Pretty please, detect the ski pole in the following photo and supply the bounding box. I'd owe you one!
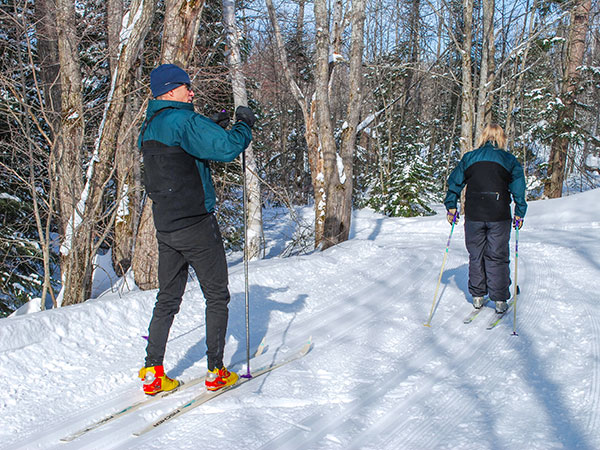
[512,220,521,336]
[241,151,252,378]
[424,211,458,327]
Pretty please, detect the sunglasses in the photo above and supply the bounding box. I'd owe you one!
[166,82,192,90]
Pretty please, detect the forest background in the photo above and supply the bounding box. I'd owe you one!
[1,0,599,316]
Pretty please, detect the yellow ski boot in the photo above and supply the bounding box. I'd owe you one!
[205,366,238,391]
[139,365,180,395]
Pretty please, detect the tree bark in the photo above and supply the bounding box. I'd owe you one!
[222,0,263,260]
[54,0,86,304]
[265,0,325,245]
[108,0,141,277]
[59,0,155,305]
[544,0,591,198]
[132,0,206,289]
[313,0,339,248]
[460,0,475,157]
[474,0,495,142]
[267,0,366,250]
[161,0,206,65]
[324,0,366,248]
[131,199,159,289]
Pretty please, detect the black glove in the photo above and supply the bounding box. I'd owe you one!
[210,110,230,129]
[235,106,256,128]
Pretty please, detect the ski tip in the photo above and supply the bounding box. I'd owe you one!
[423,323,431,328]
[254,336,267,357]
[297,337,313,355]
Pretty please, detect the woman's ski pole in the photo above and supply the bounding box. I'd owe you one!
[424,211,458,327]
[512,220,521,336]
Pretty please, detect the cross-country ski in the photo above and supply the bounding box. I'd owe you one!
[133,338,312,437]
[462,300,489,324]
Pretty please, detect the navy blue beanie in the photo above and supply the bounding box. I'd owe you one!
[150,64,191,98]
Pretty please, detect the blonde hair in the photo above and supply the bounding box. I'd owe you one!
[477,124,507,149]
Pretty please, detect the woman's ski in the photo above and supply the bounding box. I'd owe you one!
[486,299,515,329]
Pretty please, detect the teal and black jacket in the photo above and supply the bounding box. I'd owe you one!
[444,142,527,222]
[138,100,252,232]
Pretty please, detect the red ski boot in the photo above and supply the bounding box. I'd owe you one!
[205,366,238,391]
[139,365,180,395]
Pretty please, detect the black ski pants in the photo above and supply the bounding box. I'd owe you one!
[464,219,511,302]
[145,214,230,371]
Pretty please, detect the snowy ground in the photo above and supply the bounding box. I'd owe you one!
[1,190,599,450]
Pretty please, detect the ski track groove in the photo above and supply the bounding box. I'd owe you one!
[257,294,486,447]
[583,300,600,444]
[552,239,600,443]
[130,276,414,449]
[16,225,599,450]
[30,251,431,449]
[259,237,549,449]
[252,249,432,355]
[554,243,600,444]
[352,242,548,449]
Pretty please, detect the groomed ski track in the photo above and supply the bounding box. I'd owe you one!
[3,194,600,450]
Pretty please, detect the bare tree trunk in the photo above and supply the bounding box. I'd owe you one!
[54,0,86,305]
[313,0,340,249]
[460,0,475,157]
[475,0,494,142]
[32,0,61,307]
[505,0,536,148]
[544,0,591,198]
[161,0,206,65]
[112,98,143,277]
[58,0,155,305]
[34,0,61,129]
[132,0,206,289]
[265,0,325,246]
[131,199,159,289]
[108,0,140,277]
[457,0,475,213]
[222,0,263,260]
[326,0,366,248]
[267,0,366,249]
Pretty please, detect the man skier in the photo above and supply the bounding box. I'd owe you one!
[444,124,527,314]
[137,63,256,395]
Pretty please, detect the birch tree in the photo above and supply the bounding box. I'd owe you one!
[222,0,263,260]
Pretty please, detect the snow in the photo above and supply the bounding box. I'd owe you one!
[0,192,21,202]
[2,189,600,449]
[336,153,346,184]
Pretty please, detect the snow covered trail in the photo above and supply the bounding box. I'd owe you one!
[1,190,600,449]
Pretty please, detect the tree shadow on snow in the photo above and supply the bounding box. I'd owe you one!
[168,285,307,378]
